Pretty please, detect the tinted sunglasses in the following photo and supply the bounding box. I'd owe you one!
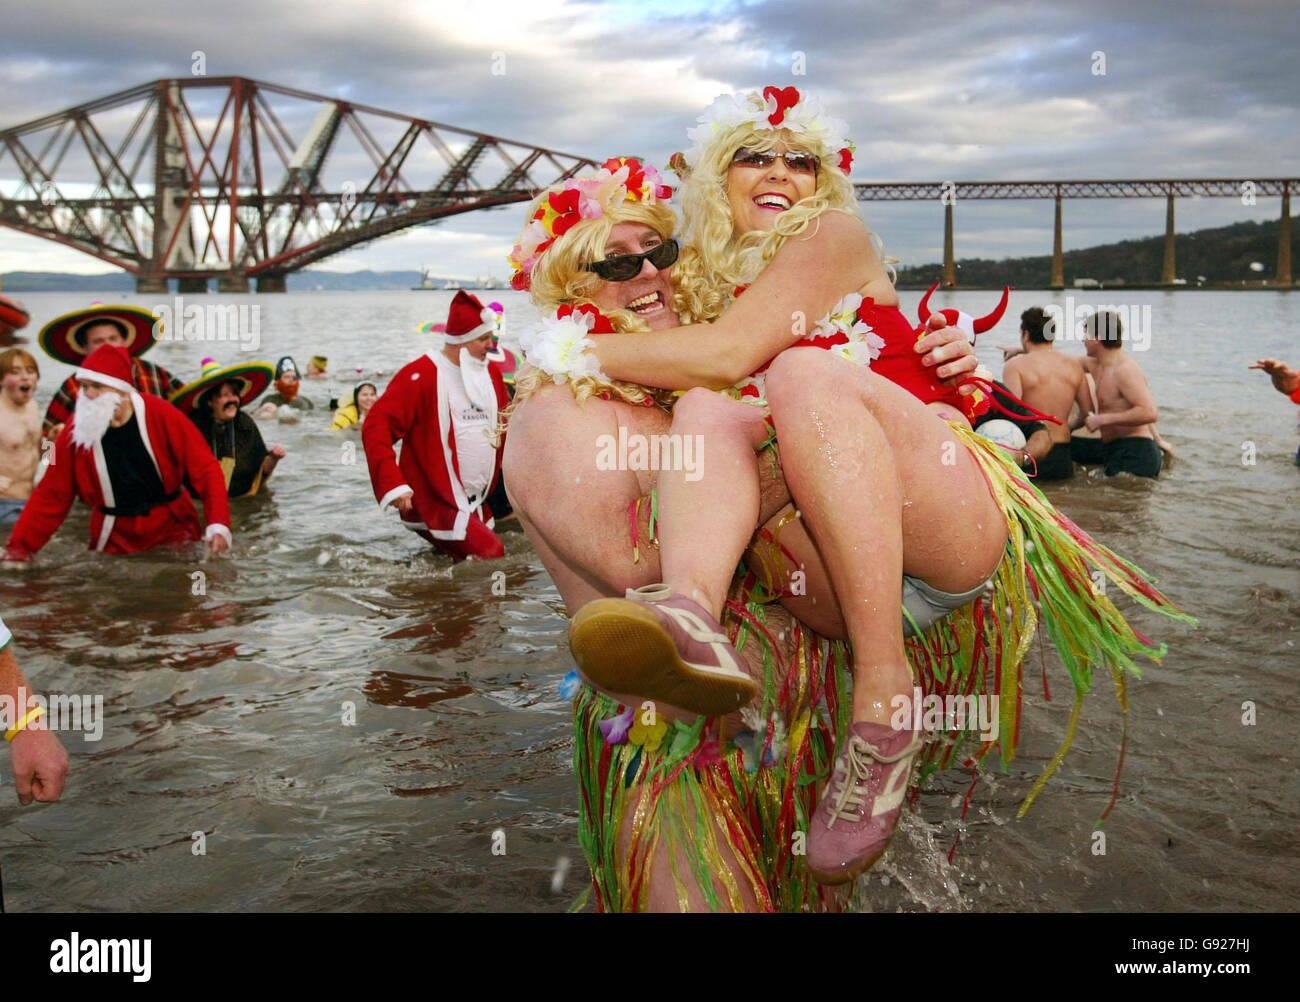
[586,239,679,282]
[731,148,820,175]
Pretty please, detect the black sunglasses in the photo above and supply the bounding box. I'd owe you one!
[586,239,679,282]
[731,148,820,175]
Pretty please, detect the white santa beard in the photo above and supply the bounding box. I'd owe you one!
[72,390,123,449]
[459,351,496,414]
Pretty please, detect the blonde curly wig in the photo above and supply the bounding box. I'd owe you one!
[511,192,688,409]
[674,122,893,322]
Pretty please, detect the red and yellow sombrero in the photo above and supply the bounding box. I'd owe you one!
[38,304,160,365]
[0,293,30,335]
[169,357,275,414]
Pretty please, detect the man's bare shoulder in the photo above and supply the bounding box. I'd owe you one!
[1118,354,1150,383]
[1052,352,1085,378]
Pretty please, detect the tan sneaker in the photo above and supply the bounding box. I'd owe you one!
[806,721,923,885]
[568,584,758,717]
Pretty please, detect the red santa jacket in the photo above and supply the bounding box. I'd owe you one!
[7,392,232,558]
[362,351,509,542]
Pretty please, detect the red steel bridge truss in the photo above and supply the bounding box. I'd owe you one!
[0,77,601,291]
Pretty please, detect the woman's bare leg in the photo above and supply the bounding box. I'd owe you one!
[765,348,1006,724]
[657,388,773,618]
[766,348,1006,882]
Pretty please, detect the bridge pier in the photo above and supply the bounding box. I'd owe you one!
[942,202,955,286]
[216,274,250,293]
[1276,183,1292,287]
[1161,193,1177,284]
[256,274,287,293]
[177,277,208,293]
[136,276,169,294]
[1050,192,1065,290]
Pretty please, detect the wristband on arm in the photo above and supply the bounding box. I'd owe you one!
[5,705,45,742]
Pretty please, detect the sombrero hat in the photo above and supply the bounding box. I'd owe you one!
[38,304,160,365]
[169,357,274,414]
[0,293,31,334]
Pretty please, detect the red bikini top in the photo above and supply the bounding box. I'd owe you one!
[730,288,990,420]
[858,299,989,420]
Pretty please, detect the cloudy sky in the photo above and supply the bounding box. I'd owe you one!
[1,0,1296,279]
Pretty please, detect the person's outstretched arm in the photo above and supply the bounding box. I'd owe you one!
[1250,358,1300,397]
[0,624,69,804]
[589,214,973,391]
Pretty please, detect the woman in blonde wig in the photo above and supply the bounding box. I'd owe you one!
[505,156,993,909]
[571,88,1187,884]
[510,89,1190,905]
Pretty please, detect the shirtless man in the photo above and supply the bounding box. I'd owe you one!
[0,348,42,529]
[1002,306,1084,481]
[1076,309,1161,478]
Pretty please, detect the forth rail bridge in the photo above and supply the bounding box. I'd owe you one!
[0,78,1294,292]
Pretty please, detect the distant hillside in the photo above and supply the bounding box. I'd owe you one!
[894,217,1296,288]
[0,269,479,292]
[4,216,1294,291]
[0,271,137,292]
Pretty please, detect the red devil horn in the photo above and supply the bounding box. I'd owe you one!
[918,281,939,324]
[973,286,1013,334]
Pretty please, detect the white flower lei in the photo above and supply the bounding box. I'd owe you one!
[809,292,886,365]
[515,311,611,385]
[682,87,854,169]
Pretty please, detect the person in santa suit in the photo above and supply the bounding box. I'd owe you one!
[363,289,509,561]
[3,344,232,561]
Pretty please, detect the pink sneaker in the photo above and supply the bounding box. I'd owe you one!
[568,583,758,716]
[806,721,923,885]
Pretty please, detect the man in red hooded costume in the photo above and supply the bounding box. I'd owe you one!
[4,344,231,560]
[363,290,509,561]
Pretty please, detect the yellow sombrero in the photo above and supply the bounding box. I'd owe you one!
[169,357,275,414]
[38,304,160,365]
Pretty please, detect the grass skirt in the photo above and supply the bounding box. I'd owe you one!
[570,425,1194,911]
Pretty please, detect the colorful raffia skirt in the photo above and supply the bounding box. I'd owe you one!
[571,425,1194,912]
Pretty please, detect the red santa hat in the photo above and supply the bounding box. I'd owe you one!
[918,283,1012,343]
[74,343,136,395]
[443,289,497,346]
